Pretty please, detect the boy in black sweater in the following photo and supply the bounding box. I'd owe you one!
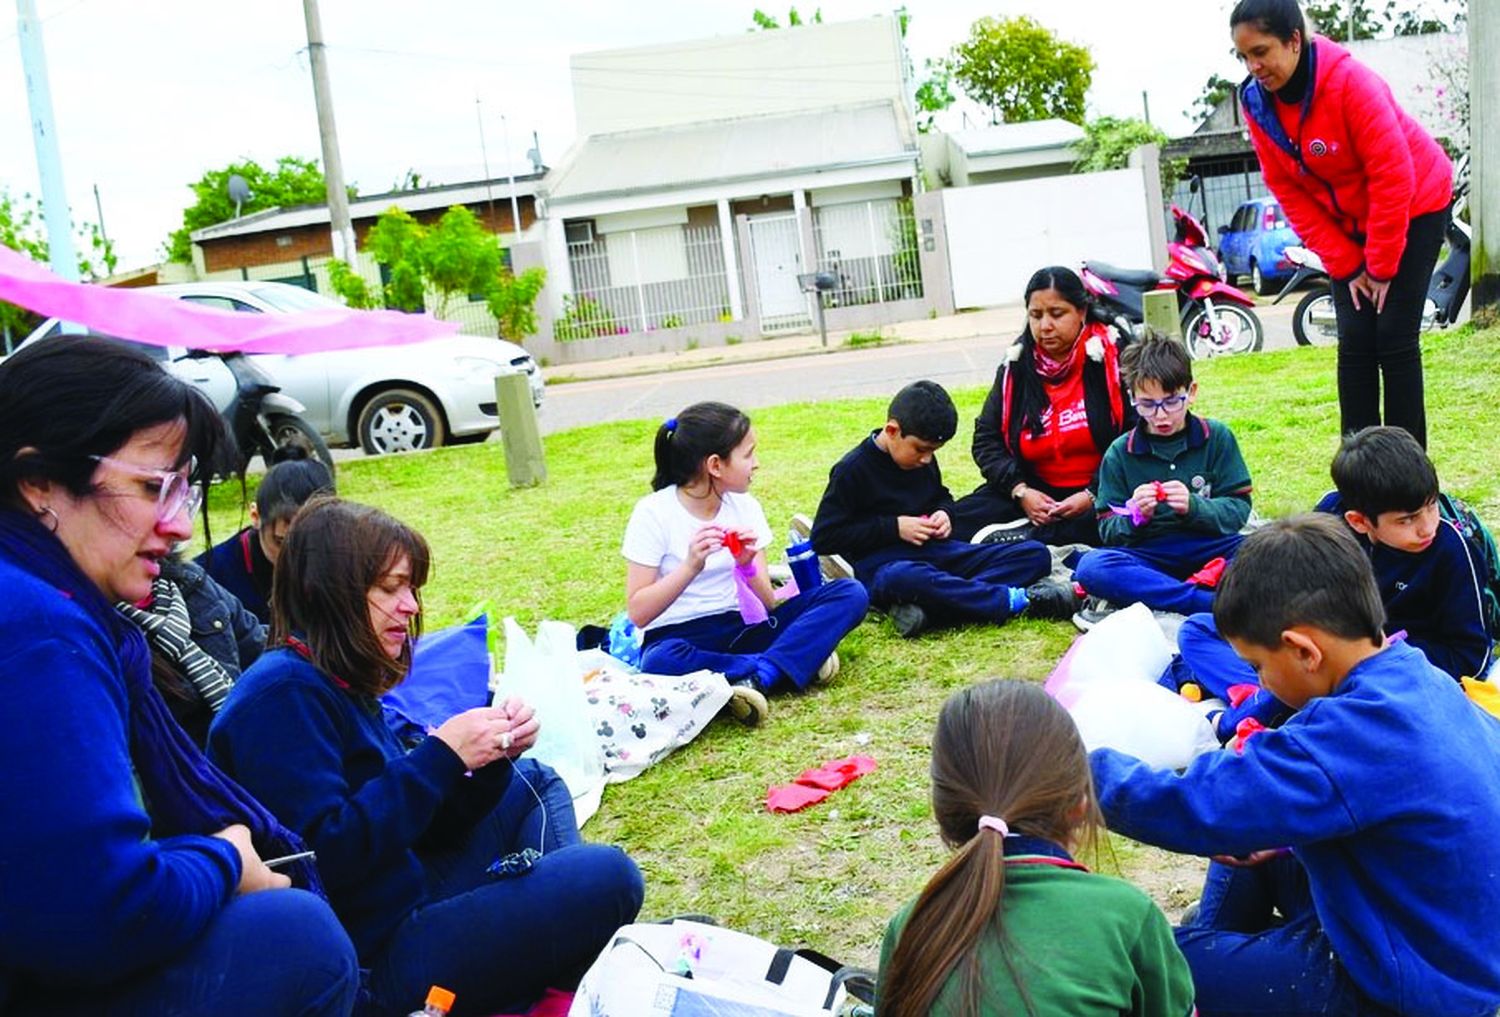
[810,380,1075,637]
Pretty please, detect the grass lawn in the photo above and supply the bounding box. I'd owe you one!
[203,324,1500,968]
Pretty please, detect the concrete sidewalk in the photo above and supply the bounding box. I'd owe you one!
[541,304,1026,384]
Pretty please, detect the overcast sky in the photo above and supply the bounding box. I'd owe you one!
[1,0,1249,267]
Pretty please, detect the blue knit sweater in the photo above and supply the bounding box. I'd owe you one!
[1092,642,1500,1015]
[0,554,241,992]
[207,647,512,957]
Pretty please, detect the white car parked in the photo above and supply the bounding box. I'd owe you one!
[24,281,545,454]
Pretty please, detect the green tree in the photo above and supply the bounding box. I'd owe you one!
[749,7,820,29]
[0,189,116,348]
[1074,116,1186,191]
[914,58,956,133]
[487,267,548,341]
[1186,73,1238,127]
[166,156,342,264]
[325,204,547,341]
[949,16,1094,125]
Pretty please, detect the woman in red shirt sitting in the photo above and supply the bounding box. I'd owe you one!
[952,267,1133,548]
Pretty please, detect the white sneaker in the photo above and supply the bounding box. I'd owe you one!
[813,650,840,685]
[970,518,1035,546]
[727,681,769,727]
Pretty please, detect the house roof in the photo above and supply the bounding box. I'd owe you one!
[190,173,545,243]
[542,100,915,205]
[946,119,1086,157]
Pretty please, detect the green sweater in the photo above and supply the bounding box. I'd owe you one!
[1095,415,1253,546]
[877,860,1194,1017]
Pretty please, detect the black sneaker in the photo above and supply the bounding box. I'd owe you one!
[1022,579,1083,621]
[1071,596,1117,632]
[970,518,1036,546]
[888,603,928,638]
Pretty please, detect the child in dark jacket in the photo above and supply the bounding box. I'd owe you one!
[1172,426,1494,739]
[1072,333,1252,625]
[810,380,1073,638]
[1092,515,1500,1017]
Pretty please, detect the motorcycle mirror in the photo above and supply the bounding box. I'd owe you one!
[1189,175,1202,194]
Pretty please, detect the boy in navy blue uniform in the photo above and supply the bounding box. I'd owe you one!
[1072,333,1253,627]
[1092,515,1500,1017]
[1173,426,1493,739]
[810,380,1074,637]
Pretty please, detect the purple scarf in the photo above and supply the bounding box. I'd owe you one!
[0,508,322,894]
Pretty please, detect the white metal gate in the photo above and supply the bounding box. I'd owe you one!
[747,214,810,334]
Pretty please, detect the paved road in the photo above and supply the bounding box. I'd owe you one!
[540,302,1300,435]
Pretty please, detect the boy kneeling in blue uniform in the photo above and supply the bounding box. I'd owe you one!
[1092,515,1500,1017]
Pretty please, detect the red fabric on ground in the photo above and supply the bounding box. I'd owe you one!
[766,783,833,812]
[767,754,878,812]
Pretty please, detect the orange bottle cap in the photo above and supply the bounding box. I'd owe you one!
[427,986,456,1012]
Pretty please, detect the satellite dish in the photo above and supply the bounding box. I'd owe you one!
[227,174,253,218]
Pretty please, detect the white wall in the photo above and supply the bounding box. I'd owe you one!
[571,17,907,137]
[943,169,1154,309]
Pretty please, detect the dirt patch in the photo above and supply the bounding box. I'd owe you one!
[1124,846,1208,923]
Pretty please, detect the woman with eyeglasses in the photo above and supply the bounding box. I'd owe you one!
[951,266,1136,548]
[208,497,645,1017]
[0,335,358,1016]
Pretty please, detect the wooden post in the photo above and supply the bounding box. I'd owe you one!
[1142,290,1180,339]
[495,372,546,487]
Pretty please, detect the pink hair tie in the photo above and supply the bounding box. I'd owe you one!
[977,815,1010,837]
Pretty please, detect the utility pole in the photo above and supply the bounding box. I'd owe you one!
[302,0,358,263]
[500,113,522,238]
[1472,0,1499,323]
[16,0,78,280]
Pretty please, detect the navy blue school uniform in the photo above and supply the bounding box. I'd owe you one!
[1074,415,1251,616]
[1172,490,1494,735]
[196,526,273,625]
[810,431,1050,627]
[1093,641,1500,1016]
[208,647,643,1015]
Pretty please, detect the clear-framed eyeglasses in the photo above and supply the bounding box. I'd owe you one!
[88,455,203,522]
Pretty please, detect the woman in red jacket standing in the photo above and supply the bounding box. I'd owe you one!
[1231,0,1451,448]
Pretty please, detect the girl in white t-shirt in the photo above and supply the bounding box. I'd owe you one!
[621,402,868,725]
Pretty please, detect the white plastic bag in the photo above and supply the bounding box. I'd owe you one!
[569,919,846,1017]
[576,648,733,783]
[494,618,607,821]
[1047,603,1218,769]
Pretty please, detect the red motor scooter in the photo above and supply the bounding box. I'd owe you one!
[1081,190,1265,359]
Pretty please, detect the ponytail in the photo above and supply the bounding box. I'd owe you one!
[878,680,1101,1016]
[649,402,751,492]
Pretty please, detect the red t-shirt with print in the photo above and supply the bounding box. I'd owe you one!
[1017,362,1099,490]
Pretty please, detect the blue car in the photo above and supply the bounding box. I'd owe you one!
[1216,197,1302,296]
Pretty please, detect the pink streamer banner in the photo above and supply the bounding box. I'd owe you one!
[0,244,459,354]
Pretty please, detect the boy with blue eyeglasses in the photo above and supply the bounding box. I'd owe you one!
[1072,332,1253,628]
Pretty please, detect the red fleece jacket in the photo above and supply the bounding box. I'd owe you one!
[1241,36,1451,283]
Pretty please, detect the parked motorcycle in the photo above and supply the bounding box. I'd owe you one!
[199,349,336,477]
[1081,198,1265,359]
[1274,154,1471,347]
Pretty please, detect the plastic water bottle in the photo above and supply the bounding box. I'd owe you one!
[786,536,823,594]
[408,985,455,1017]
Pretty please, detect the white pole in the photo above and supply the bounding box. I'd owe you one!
[630,232,648,331]
[501,113,522,239]
[302,0,358,263]
[475,97,497,227]
[1472,0,1499,320]
[17,0,78,281]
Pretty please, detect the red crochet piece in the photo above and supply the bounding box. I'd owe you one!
[1231,718,1267,755]
[494,988,574,1017]
[1225,683,1262,708]
[767,754,877,812]
[1187,557,1228,588]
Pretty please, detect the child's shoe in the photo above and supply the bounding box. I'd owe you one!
[790,512,854,581]
[812,650,840,685]
[1071,596,1117,632]
[888,603,929,638]
[1021,579,1084,621]
[970,518,1035,546]
[726,680,769,727]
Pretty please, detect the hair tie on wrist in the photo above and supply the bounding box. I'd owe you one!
[664,417,678,434]
[977,815,1010,837]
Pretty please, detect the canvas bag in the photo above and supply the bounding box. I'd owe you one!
[575,648,732,782]
[568,918,852,1017]
[494,618,607,822]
